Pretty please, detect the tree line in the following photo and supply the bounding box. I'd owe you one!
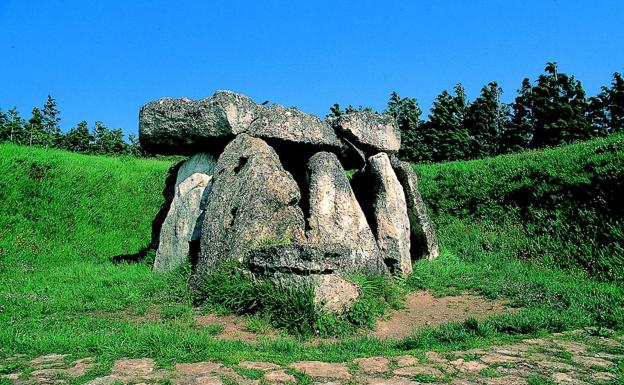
[330,62,624,163]
[2,62,623,162]
[0,96,143,156]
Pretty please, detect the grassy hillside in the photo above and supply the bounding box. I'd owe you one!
[0,140,622,369]
[415,133,624,280]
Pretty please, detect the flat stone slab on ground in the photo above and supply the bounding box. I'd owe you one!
[175,361,224,375]
[264,370,296,383]
[111,358,155,376]
[393,355,419,367]
[353,357,390,374]
[289,361,351,380]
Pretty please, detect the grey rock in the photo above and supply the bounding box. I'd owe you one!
[306,152,387,275]
[153,152,216,272]
[139,90,341,154]
[246,244,361,313]
[248,104,341,149]
[191,134,306,286]
[334,112,401,153]
[390,156,440,260]
[313,274,361,313]
[368,153,412,275]
[139,91,257,154]
[245,243,350,275]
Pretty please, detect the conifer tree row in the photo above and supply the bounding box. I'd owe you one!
[330,63,624,163]
[0,95,143,156]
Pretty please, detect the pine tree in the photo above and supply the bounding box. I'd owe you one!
[0,108,7,142]
[386,92,428,162]
[464,82,510,157]
[588,92,609,137]
[26,107,45,146]
[91,121,111,154]
[109,128,129,155]
[605,72,624,133]
[63,121,92,152]
[5,107,26,144]
[425,84,470,161]
[42,95,62,147]
[500,78,534,153]
[531,62,590,147]
[128,134,144,157]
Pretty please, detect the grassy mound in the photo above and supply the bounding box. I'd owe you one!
[0,139,622,365]
[416,133,624,280]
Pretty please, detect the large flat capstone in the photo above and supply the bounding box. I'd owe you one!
[139,91,341,154]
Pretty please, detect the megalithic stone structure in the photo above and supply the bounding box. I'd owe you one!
[140,90,439,313]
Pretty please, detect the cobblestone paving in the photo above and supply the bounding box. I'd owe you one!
[2,330,622,385]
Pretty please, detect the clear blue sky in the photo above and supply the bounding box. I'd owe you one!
[1,0,623,137]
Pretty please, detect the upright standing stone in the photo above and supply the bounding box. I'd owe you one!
[192,134,306,286]
[390,157,440,260]
[154,153,216,272]
[368,153,412,275]
[306,152,387,275]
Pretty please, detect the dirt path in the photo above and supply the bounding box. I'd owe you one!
[2,329,622,385]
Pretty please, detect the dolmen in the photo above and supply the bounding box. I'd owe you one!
[140,90,439,313]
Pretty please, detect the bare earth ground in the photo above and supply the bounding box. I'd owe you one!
[194,314,277,343]
[2,329,622,384]
[372,291,513,340]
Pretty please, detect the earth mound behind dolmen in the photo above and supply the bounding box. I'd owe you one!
[140,90,439,313]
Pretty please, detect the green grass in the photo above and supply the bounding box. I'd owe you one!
[415,133,624,280]
[0,138,623,366]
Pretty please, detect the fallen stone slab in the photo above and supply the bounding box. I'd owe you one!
[244,243,349,275]
[245,244,362,313]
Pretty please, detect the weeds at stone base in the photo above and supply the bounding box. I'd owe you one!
[193,261,404,337]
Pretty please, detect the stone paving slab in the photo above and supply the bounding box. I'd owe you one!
[2,329,623,385]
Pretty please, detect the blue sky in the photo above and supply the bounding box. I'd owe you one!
[1,0,623,136]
